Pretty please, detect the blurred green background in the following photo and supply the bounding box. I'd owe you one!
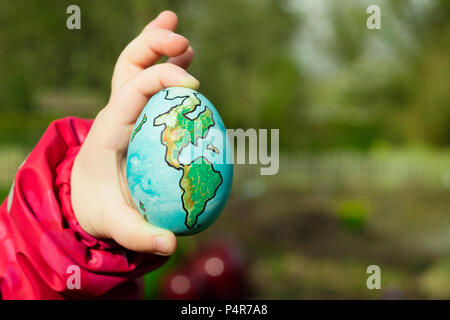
[1,0,450,299]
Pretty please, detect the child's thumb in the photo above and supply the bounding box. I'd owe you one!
[106,203,177,255]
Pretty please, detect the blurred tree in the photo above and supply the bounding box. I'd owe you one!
[388,0,450,146]
[296,0,450,150]
[0,0,302,150]
[0,0,448,150]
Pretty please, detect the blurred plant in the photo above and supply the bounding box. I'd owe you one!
[336,200,369,233]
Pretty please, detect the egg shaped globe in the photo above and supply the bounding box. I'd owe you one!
[126,87,233,235]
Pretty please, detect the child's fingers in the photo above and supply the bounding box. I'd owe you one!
[123,28,190,69]
[106,203,177,255]
[142,10,178,34]
[111,11,187,92]
[109,63,199,125]
[168,46,195,69]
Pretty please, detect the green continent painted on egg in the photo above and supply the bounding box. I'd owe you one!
[154,92,215,169]
[139,201,146,212]
[131,114,147,142]
[153,89,222,229]
[180,157,223,229]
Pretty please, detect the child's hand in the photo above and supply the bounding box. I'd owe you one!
[70,11,199,256]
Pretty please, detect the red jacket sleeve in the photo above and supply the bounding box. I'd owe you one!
[0,117,167,299]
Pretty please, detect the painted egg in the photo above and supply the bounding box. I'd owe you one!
[126,87,233,235]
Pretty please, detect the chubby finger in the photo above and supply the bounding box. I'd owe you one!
[124,28,190,68]
[107,203,177,255]
[168,46,195,69]
[142,10,178,33]
[109,63,199,125]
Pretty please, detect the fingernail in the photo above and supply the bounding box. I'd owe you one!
[180,72,200,89]
[153,236,171,255]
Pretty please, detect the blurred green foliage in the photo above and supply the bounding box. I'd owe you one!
[300,0,450,150]
[337,200,368,233]
[1,0,448,151]
[0,0,302,149]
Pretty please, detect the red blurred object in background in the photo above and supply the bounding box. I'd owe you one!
[190,242,248,299]
[160,241,248,299]
[160,269,206,300]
